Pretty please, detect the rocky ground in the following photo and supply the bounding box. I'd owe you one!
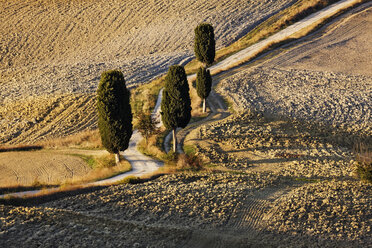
[188,113,355,178]
[1,171,370,247]
[266,180,371,244]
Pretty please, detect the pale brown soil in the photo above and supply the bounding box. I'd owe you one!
[1,2,371,248]
[0,151,91,187]
[217,3,372,136]
[0,0,294,145]
[0,0,294,100]
[263,3,372,76]
[0,94,97,145]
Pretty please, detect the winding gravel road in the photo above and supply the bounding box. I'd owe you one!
[0,0,360,198]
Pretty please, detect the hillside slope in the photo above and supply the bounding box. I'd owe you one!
[0,0,294,99]
[218,3,372,135]
[0,0,294,144]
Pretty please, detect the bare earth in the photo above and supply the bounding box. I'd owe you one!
[0,0,294,100]
[1,2,371,248]
[218,3,372,136]
[0,151,90,187]
[0,0,294,145]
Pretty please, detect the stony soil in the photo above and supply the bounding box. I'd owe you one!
[1,171,370,247]
[266,180,371,245]
[188,113,356,178]
[0,172,279,247]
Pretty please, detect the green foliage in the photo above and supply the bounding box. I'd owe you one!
[164,150,179,162]
[97,70,133,154]
[137,111,157,142]
[194,23,215,65]
[177,153,203,171]
[117,175,141,184]
[161,65,191,130]
[196,67,212,100]
[355,163,371,183]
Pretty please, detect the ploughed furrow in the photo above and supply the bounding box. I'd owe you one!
[1,94,97,145]
[230,198,271,231]
[0,0,293,69]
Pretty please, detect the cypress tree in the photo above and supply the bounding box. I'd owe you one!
[97,70,133,164]
[161,65,191,152]
[194,23,215,66]
[196,67,212,113]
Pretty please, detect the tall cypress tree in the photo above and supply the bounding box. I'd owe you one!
[194,23,215,66]
[161,65,191,152]
[97,70,133,163]
[196,67,212,113]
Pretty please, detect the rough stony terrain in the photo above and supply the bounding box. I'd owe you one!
[266,180,371,244]
[1,171,370,247]
[187,113,355,178]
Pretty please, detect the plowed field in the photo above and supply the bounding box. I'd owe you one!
[0,0,294,145]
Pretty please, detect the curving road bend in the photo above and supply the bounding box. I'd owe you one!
[0,0,360,198]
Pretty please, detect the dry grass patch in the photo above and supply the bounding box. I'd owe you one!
[39,129,101,149]
[62,154,131,185]
[353,142,372,183]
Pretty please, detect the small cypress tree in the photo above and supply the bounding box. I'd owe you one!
[196,67,212,113]
[161,65,191,152]
[194,23,215,66]
[137,111,156,143]
[97,70,133,164]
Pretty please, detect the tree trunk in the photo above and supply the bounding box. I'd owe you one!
[203,98,206,113]
[115,152,120,165]
[172,128,177,153]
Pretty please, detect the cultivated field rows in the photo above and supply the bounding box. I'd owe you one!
[0,0,295,100]
[0,2,371,247]
[0,0,295,145]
